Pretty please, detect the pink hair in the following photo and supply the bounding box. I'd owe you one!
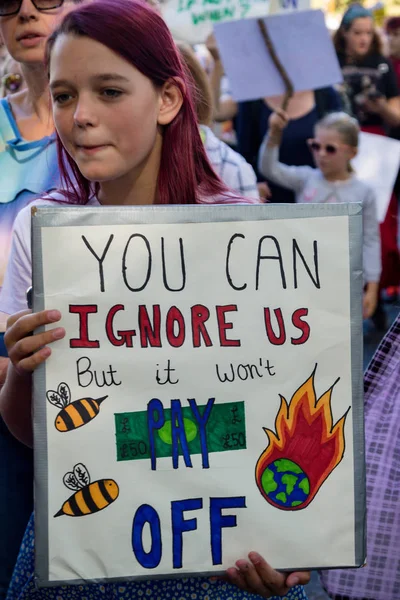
[46,0,234,205]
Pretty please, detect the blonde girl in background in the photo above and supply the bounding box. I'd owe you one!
[258,110,380,320]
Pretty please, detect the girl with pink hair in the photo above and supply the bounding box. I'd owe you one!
[0,1,310,598]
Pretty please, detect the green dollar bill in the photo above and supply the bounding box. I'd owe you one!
[115,401,246,462]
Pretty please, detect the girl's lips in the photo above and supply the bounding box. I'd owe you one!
[76,145,109,155]
[18,35,45,48]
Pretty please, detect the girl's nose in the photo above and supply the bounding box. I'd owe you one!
[74,101,98,129]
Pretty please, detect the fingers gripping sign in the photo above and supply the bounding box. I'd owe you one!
[226,553,310,598]
[5,309,66,375]
[0,307,65,447]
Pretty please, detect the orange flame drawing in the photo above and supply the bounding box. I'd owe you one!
[255,368,349,511]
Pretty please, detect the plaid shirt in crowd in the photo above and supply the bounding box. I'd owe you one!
[321,312,400,600]
[201,125,259,200]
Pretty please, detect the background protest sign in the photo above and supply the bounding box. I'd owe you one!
[161,0,311,44]
[161,0,270,45]
[214,10,343,102]
[352,132,400,223]
[32,203,365,587]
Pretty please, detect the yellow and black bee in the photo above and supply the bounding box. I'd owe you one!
[54,463,119,518]
[46,382,108,432]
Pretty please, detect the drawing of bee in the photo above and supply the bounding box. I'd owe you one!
[46,382,108,432]
[54,463,119,518]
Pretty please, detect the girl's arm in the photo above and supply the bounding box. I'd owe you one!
[0,204,65,446]
[258,109,313,193]
[0,309,65,447]
[363,281,379,320]
[362,187,381,319]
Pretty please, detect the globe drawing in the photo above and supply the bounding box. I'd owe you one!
[260,458,310,509]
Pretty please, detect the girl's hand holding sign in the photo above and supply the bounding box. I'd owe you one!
[1,309,65,447]
[5,309,65,375]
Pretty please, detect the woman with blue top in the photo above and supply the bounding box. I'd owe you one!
[0,1,84,596]
[0,0,85,299]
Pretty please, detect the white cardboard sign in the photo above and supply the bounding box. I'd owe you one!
[32,204,365,587]
[214,10,343,102]
[352,132,400,223]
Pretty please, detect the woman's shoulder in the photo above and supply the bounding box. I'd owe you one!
[14,193,69,223]
[366,53,392,66]
[359,53,394,74]
[12,192,93,236]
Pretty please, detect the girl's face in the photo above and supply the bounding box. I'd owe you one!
[50,34,182,188]
[309,127,356,179]
[343,17,374,57]
[0,0,80,65]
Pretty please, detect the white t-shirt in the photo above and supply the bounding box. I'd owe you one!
[0,195,100,316]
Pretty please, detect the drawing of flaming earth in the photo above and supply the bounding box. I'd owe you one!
[255,368,349,511]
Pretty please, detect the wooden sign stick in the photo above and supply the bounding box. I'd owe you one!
[257,18,294,110]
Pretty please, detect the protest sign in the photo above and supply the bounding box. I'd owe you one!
[32,203,365,587]
[161,0,270,45]
[352,132,400,223]
[214,10,343,102]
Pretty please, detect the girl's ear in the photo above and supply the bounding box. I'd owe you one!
[157,79,184,126]
[348,147,357,161]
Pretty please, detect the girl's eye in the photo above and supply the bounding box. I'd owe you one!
[53,93,72,105]
[101,88,122,99]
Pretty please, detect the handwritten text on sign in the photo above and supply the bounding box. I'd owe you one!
[38,214,357,583]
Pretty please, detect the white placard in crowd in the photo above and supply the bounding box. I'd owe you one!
[214,10,343,102]
[352,132,400,223]
[32,204,365,587]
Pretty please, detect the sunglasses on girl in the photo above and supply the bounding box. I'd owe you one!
[307,139,339,155]
[0,0,64,17]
